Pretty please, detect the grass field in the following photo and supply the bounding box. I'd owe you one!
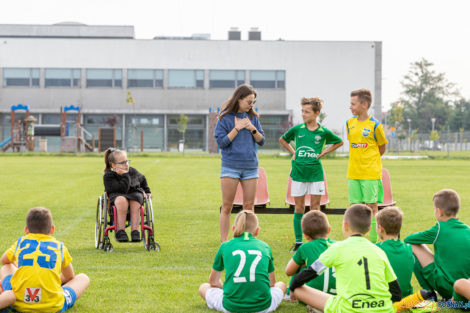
[0,154,469,312]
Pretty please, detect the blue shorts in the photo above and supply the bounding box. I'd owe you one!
[220,166,258,180]
[2,275,77,313]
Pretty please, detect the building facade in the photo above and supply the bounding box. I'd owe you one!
[0,23,382,152]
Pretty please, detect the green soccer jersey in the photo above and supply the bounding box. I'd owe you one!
[376,239,414,297]
[292,238,336,294]
[212,232,275,313]
[319,236,396,313]
[282,123,342,182]
[404,218,470,284]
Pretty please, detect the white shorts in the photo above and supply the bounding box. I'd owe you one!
[206,287,284,313]
[291,180,325,197]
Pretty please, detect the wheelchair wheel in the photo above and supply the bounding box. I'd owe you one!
[143,196,160,252]
[95,195,105,249]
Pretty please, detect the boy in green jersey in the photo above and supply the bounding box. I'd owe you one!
[376,207,414,298]
[199,210,286,313]
[285,211,336,301]
[290,204,402,313]
[280,97,343,252]
[405,189,470,300]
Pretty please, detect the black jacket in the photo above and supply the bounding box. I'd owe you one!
[103,167,151,197]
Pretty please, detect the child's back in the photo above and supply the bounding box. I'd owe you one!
[376,239,414,297]
[214,233,274,312]
[405,218,470,284]
[323,236,395,312]
[6,232,72,312]
[291,238,336,294]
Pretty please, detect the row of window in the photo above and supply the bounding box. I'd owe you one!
[2,68,286,89]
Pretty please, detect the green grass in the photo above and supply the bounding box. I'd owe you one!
[0,156,469,312]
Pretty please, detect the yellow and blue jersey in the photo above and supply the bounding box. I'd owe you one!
[6,233,72,313]
[346,115,388,180]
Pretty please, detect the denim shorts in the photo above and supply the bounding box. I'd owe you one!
[220,166,259,180]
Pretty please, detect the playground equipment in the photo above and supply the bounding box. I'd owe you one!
[1,104,36,152]
[2,105,95,152]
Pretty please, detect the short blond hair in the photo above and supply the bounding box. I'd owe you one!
[301,97,323,112]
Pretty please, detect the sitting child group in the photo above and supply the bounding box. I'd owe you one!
[1,86,469,313]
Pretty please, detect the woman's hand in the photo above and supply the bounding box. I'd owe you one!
[234,117,249,131]
[244,117,256,132]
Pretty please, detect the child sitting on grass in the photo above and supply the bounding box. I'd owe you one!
[285,210,336,301]
[0,207,89,313]
[289,204,401,313]
[199,210,286,313]
[376,206,414,298]
[405,189,470,301]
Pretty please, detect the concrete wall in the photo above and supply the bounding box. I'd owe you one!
[0,38,379,132]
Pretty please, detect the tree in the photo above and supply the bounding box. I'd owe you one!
[396,58,458,131]
[447,98,470,131]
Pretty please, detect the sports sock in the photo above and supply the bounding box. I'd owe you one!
[369,217,377,243]
[293,212,304,243]
[393,289,427,312]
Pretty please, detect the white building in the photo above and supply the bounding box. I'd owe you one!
[0,23,382,151]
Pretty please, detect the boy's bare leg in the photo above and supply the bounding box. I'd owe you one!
[310,195,321,211]
[240,178,257,211]
[0,290,15,309]
[366,202,378,216]
[274,282,287,294]
[411,244,435,268]
[62,273,90,299]
[199,283,212,300]
[220,178,239,242]
[294,285,331,311]
[294,196,306,214]
[0,264,16,279]
[454,279,470,300]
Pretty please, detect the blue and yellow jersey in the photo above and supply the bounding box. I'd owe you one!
[6,233,72,313]
[346,115,388,180]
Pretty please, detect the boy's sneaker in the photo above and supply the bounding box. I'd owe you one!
[394,289,432,312]
[115,230,129,242]
[131,230,141,242]
[290,242,302,253]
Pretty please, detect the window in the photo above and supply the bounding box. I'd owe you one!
[45,69,81,87]
[250,70,285,89]
[3,68,39,87]
[86,69,122,88]
[209,70,245,88]
[127,69,164,88]
[168,70,204,88]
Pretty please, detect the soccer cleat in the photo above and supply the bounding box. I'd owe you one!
[306,305,323,313]
[394,289,433,312]
[410,300,440,312]
[290,242,302,253]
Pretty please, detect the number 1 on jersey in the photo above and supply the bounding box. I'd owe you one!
[357,257,371,290]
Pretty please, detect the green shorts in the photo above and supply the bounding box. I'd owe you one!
[422,262,454,299]
[348,179,383,204]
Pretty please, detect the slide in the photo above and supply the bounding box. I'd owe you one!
[0,137,11,148]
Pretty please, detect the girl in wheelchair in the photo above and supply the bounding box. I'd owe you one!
[103,148,151,242]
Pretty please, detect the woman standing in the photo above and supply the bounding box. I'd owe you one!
[214,84,265,242]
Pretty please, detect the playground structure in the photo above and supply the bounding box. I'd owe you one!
[1,105,95,152]
[231,167,396,215]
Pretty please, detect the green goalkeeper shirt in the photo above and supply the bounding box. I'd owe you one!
[404,218,470,283]
[376,239,414,297]
[282,123,342,182]
[212,232,274,313]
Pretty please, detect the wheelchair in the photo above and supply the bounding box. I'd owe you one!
[95,192,160,252]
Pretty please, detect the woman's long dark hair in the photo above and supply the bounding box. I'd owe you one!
[218,84,259,120]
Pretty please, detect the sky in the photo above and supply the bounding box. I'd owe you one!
[1,0,469,110]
